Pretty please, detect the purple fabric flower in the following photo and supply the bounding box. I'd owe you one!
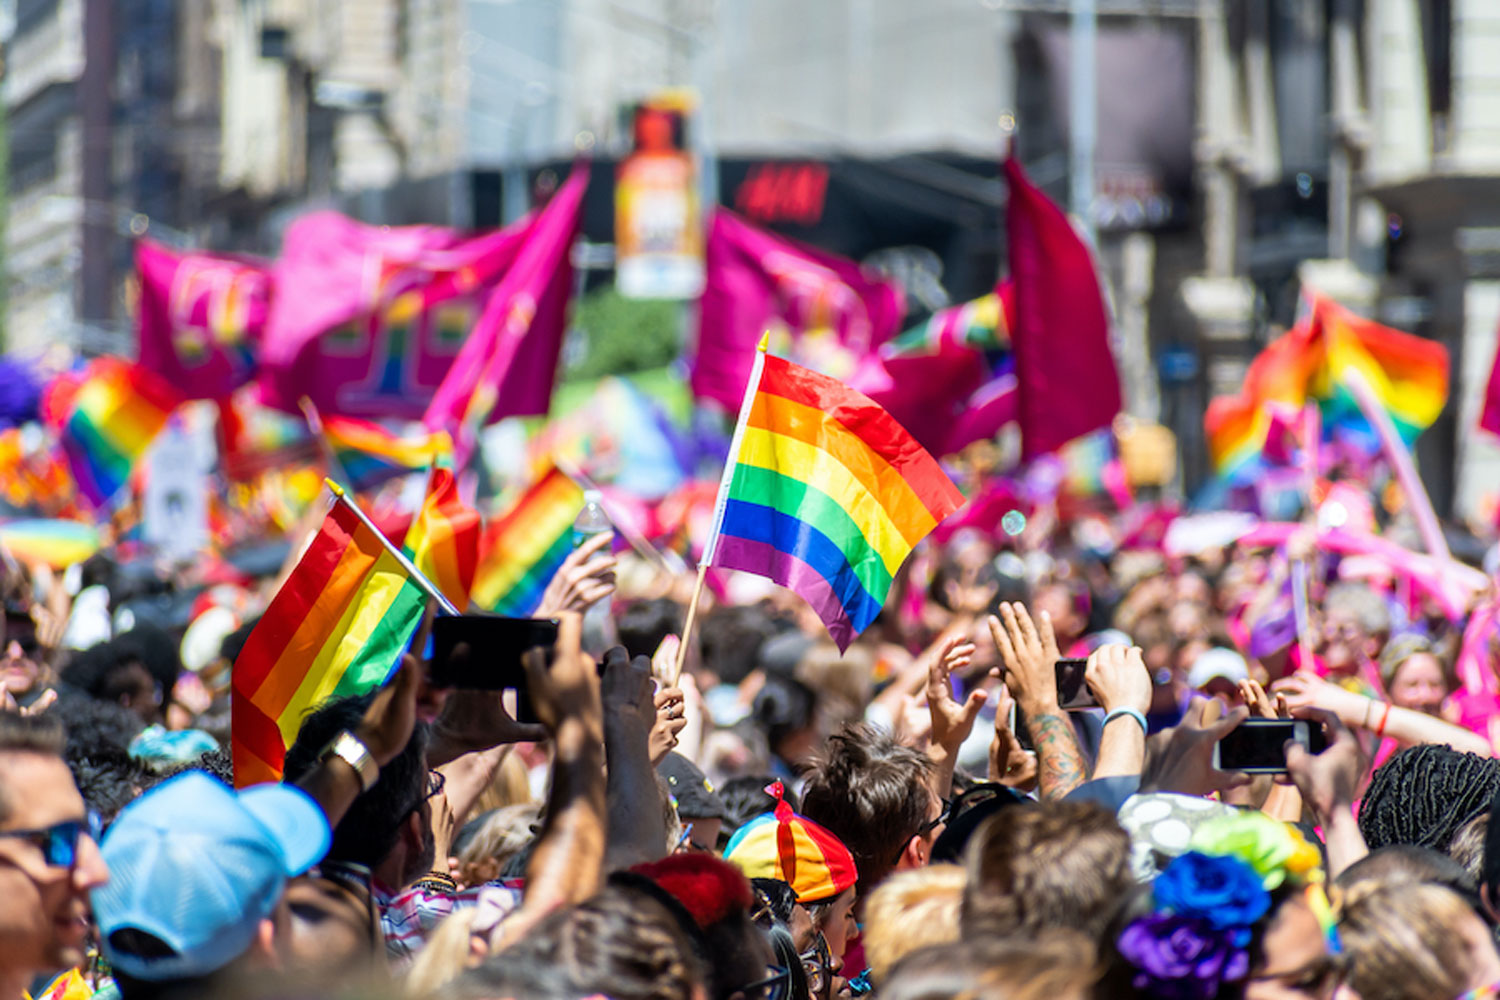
[1118,913,1250,1000]
[1154,851,1271,929]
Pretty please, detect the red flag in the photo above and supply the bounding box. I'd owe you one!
[422,162,588,459]
[692,210,904,411]
[1004,157,1121,460]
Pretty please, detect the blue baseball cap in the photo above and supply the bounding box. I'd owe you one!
[91,771,330,982]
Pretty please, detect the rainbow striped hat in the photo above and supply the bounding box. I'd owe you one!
[723,782,858,903]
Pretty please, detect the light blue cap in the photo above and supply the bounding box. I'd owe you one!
[91,771,330,982]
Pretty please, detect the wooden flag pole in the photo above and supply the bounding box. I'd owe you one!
[323,477,462,616]
[671,333,771,685]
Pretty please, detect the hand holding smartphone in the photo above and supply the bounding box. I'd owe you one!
[1213,718,1329,774]
[428,614,561,722]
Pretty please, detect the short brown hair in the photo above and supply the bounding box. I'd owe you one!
[799,724,936,896]
[961,800,1131,941]
[878,932,1098,1000]
[1338,877,1478,1000]
[0,712,66,824]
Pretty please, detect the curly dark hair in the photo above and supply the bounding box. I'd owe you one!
[1359,744,1500,852]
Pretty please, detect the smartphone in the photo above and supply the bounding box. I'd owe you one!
[1055,658,1099,710]
[428,614,559,702]
[1214,719,1328,773]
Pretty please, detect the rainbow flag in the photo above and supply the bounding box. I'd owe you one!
[402,467,479,610]
[54,358,180,508]
[887,283,1012,355]
[708,351,964,650]
[0,519,102,569]
[472,465,584,615]
[231,498,426,785]
[1205,295,1448,480]
[320,415,451,491]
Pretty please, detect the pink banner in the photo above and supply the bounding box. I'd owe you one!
[423,162,588,458]
[1004,157,1121,460]
[258,213,530,419]
[692,210,905,411]
[135,239,271,400]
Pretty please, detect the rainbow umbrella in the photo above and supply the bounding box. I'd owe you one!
[0,519,102,568]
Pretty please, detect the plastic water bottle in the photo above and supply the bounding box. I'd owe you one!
[573,490,612,549]
[572,490,615,653]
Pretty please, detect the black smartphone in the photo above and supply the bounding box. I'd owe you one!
[1056,658,1098,710]
[428,614,559,708]
[1214,719,1329,774]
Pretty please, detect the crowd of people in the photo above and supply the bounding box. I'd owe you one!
[5,505,1500,1000]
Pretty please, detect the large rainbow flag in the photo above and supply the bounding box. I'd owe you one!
[319,415,452,491]
[471,464,585,615]
[402,467,479,610]
[707,350,964,650]
[53,358,180,508]
[1205,295,1448,480]
[231,497,426,785]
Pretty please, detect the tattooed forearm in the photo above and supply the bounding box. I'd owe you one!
[1027,712,1087,799]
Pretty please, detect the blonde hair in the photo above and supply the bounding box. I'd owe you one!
[471,748,533,816]
[1337,878,1479,1000]
[860,863,966,986]
[403,908,478,996]
[456,803,542,887]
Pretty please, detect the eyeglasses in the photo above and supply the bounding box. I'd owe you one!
[890,797,951,866]
[0,812,102,868]
[737,965,790,1000]
[425,769,446,800]
[302,859,380,951]
[800,931,832,1000]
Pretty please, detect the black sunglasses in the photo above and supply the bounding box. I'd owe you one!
[890,797,952,866]
[738,965,790,1000]
[0,812,102,867]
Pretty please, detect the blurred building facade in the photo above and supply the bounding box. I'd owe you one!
[4,0,1500,517]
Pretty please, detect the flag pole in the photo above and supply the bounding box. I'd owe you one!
[323,477,462,616]
[672,333,771,685]
[300,397,358,490]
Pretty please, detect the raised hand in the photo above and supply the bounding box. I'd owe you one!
[928,634,987,755]
[1084,644,1152,716]
[1139,697,1252,797]
[535,534,617,617]
[988,602,1062,716]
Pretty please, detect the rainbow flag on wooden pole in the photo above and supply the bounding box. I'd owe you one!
[231,480,457,786]
[676,337,963,674]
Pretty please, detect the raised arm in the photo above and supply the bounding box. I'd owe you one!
[989,603,1087,799]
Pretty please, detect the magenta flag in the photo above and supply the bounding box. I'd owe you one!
[692,210,904,411]
[1005,157,1121,460]
[423,162,588,458]
[849,286,1017,456]
[257,213,529,419]
[135,239,271,400]
[1481,333,1500,438]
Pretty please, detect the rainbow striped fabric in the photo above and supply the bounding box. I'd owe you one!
[55,358,180,508]
[402,467,479,609]
[709,353,964,650]
[723,787,858,904]
[1206,295,1448,480]
[321,415,452,491]
[887,283,1011,354]
[0,519,102,569]
[231,498,425,785]
[472,464,584,615]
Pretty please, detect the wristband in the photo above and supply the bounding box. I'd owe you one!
[1103,707,1149,734]
[324,731,379,792]
[1374,702,1392,741]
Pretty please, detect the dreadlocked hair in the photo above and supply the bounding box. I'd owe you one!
[1359,744,1500,852]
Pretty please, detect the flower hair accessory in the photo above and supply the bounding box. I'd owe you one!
[1117,812,1335,997]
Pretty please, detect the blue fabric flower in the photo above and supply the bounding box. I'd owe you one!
[1154,851,1271,930]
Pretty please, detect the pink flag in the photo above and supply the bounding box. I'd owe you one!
[1005,157,1121,460]
[423,162,588,459]
[692,210,904,411]
[257,213,530,419]
[135,239,271,400]
[1481,328,1500,438]
[849,285,1017,456]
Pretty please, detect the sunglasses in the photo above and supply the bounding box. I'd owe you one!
[800,931,832,1000]
[738,965,790,1000]
[890,798,952,866]
[425,769,446,800]
[0,812,102,867]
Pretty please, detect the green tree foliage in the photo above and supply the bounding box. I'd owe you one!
[564,285,682,381]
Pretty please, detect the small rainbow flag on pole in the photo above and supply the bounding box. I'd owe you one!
[472,464,584,615]
[402,467,480,610]
[316,412,452,491]
[53,358,180,509]
[231,484,452,786]
[705,342,964,650]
